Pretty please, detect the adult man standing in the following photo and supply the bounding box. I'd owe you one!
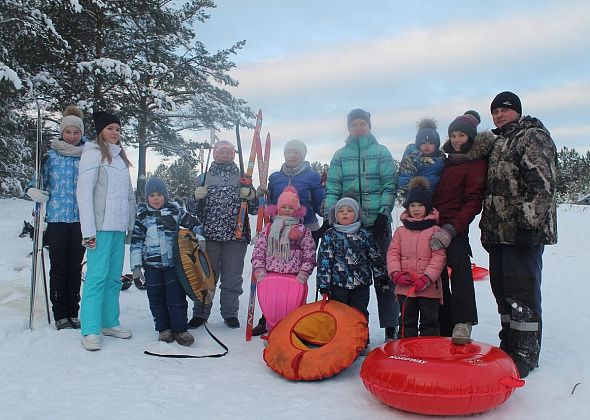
[480,91,557,378]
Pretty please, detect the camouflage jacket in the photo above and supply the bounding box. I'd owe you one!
[479,116,558,245]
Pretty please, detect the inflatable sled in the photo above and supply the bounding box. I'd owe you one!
[263,296,368,381]
[447,263,489,281]
[173,228,216,304]
[360,337,524,416]
[257,273,307,331]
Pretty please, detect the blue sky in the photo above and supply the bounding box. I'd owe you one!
[146,0,590,175]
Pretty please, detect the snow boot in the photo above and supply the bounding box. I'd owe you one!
[506,298,540,379]
[55,318,73,330]
[101,326,132,339]
[252,316,267,336]
[188,316,206,329]
[498,315,511,352]
[82,334,100,351]
[173,331,195,346]
[224,317,240,329]
[451,323,472,345]
[158,329,174,343]
[68,317,81,329]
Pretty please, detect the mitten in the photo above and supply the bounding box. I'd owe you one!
[296,271,309,284]
[256,185,269,198]
[414,274,431,293]
[132,267,142,281]
[392,271,413,286]
[26,188,49,203]
[194,186,208,200]
[253,268,267,282]
[288,225,304,241]
[196,234,206,252]
[375,275,391,291]
[430,224,457,250]
[371,213,389,240]
[82,236,96,249]
[124,233,132,245]
[240,186,256,200]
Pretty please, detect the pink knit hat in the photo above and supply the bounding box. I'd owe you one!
[277,186,300,209]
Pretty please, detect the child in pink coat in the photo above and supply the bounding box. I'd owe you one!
[251,186,316,332]
[387,177,446,338]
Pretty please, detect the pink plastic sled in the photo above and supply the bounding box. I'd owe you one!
[257,273,308,331]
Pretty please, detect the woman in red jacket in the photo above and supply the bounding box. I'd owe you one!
[431,110,493,344]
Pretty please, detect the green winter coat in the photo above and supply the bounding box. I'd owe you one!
[480,116,558,246]
[325,133,397,226]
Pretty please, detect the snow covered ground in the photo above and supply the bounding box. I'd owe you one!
[0,198,588,419]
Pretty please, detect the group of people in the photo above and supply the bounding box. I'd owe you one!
[25,90,557,379]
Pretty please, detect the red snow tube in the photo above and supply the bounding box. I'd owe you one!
[360,337,524,416]
[263,297,368,381]
[447,263,489,281]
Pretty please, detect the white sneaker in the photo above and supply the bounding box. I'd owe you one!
[82,334,101,351]
[101,326,132,339]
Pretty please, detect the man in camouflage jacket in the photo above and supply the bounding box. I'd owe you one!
[480,91,557,378]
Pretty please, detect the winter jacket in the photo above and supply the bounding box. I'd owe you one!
[480,117,558,245]
[76,142,136,238]
[185,161,258,242]
[432,132,493,236]
[397,143,445,197]
[28,140,85,223]
[316,226,387,289]
[268,161,325,229]
[324,133,397,226]
[251,223,316,275]
[386,210,446,301]
[130,202,203,270]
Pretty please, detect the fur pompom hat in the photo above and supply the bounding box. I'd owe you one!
[403,176,433,214]
[415,117,440,150]
[60,106,84,136]
[268,186,307,220]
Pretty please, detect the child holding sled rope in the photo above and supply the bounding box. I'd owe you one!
[387,177,447,338]
[130,177,205,346]
[250,186,316,334]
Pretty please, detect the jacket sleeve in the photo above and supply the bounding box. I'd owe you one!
[424,227,447,281]
[127,180,136,234]
[129,214,145,270]
[397,154,416,195]
[378,146,397,215]
[450,160,487,235]
[517,128,557,229]
[251,225,269,270]
[367,232,387,278]
[178,206,203,235]
[76,150,100,238]
[299,228,317,274]
[315,235,332,289]
[324,153,343,217]
[309,172,326,217]
[386,228,403,275]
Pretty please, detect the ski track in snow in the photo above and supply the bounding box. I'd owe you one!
[1,198,589,419]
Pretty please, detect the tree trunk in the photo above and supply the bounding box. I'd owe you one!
[136,121,148,202]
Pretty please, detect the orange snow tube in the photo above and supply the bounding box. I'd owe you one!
[263,296,368,381]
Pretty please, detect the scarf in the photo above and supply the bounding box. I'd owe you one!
[401,217,436,231]
[51,139,84,157]
[280,160,309,177]
[333,220,361,234]
[267,215,299,262]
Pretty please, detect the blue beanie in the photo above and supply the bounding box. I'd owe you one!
[145,177,169,202]
[415,117,440,150]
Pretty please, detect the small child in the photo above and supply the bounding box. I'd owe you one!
[387,177,447,338]
[130,177,205,346]
[316,197,389,343]
[397,118,445,197]
[251,186,316,333]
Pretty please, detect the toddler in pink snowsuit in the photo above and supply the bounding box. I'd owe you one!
[251,186,316,332]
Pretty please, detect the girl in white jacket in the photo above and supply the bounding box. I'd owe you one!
[76,111,136,351]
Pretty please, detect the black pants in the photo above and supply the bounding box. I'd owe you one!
[329,284,370,320]
[398,295,440,338]
[438,235,478,336]
[46,222,85,320]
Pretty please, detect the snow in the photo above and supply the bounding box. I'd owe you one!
[0,198,588,419]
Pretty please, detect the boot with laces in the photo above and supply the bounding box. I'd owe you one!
[173,331,195,346]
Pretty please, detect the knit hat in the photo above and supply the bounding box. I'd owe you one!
[347,108,371,129]
[277,186,301,210]
[213,140,236,160]
[60,115,84,136]
[145,177,169,202]
[403,176,433,214]
[284,139,307,160]
[448,110,481,140]
[93,111,121,135]
[415,117,440,150]
[335,197,360,222]
[490,91,522,115]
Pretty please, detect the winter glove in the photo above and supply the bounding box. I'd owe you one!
[132,267,142,281]
[375,275,391,292]
[288,225,305,241]
[82,236,96,249]
[253,268,267,283]
[256,185,269,198]
[392,271,413,287]
[414,274,431,293]
[26,188,49,203]
[125,233,132,245]
[296,271,310,284]
[240,186,256,200]
[371,213,389,241]
[430,224,457,250]
[194,186,208,200]
[318,286,330,298]
[196,234,206,252]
